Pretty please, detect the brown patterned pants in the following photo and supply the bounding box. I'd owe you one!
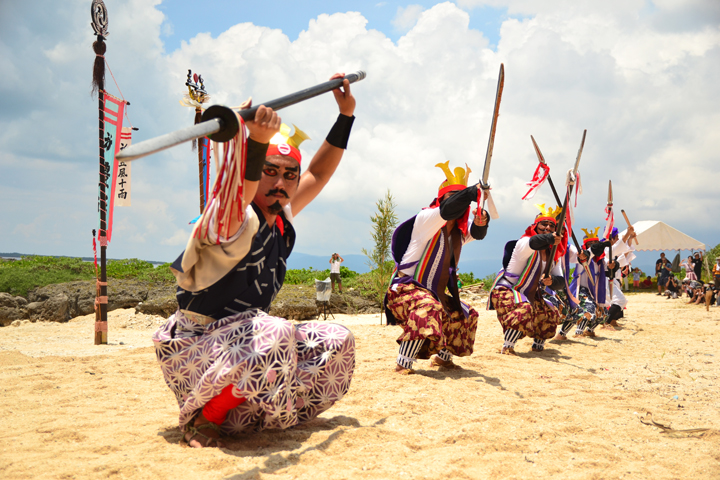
[490,287,560,340]
[386,283,478,357]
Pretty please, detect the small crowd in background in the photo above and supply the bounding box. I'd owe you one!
[621,251,720,310]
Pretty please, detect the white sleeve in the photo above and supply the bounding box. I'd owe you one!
[606,239,631,258]
[567,244,579,264]
[412,208,446,239]
[550,261,563,277]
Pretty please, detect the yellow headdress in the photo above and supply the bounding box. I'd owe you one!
[267,124,310,164]
[436,161,471,196]
[271,124,310,149]
[533,203,562,222]
[581,227,600,239]
[581,227,601,247]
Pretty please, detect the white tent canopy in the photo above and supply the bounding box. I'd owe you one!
[619,221,705,252]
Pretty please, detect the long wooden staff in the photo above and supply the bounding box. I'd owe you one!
[542,130,586,278]
[530,135,594,288]
[621,209,639,245]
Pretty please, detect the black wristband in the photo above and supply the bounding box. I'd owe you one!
[245,138,268,181]
[326,114,355,149]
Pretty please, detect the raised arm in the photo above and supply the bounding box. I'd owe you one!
[291,73,356,216]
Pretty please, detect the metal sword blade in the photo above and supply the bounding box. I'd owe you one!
[481,64,504,187]
[530,135,546,165]
[573,129,587,174]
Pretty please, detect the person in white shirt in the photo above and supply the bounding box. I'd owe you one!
[329,253,344,292]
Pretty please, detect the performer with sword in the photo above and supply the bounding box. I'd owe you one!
[488,132,585,354]
[122,73,363,448]
[525,134,593,338]
[565,182,635,338]
[383,65,503,374]
[597,182,637,330]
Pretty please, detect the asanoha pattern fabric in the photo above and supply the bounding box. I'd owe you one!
[153,309,355,435]
[491,287,560,340]
[386,283,478,357]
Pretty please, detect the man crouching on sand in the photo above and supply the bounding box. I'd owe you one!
[153,74,357,448]
[384,162,489,374]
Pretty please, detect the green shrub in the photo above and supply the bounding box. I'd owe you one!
[0,256,95,297]
[0,256,175,297]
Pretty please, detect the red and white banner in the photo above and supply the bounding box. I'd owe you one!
[115,127,132,206]
[100,91,125,242]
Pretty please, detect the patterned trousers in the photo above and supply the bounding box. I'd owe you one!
[153,309,355,434]
[385,283,478,357]
[490,287,560,340]
[557,286,599,334]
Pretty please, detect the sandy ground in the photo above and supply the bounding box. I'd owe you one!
[1,293,719,480]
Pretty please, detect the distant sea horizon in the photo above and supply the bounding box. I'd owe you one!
[1,251,666,280]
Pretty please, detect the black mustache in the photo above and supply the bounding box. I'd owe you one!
[266,188,289,198]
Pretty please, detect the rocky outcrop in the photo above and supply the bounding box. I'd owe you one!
[0,292,28,327]
[269,284,381,320]
[135,284,178,318]
[1,278,381,325]
[0,280,178,325]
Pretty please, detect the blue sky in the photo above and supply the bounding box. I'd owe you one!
[0,0,719,277]
[156,1,508,49]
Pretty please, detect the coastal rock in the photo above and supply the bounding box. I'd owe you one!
[327,291,381,315]
[107,281,149,310]
[0,292,28,326]
[28,281,96,318]
[135,283,178,318]
[268,284,381,320]
[22,279,177,323]
[27,294,70,322]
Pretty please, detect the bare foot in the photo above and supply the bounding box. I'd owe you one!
[531,345,544,352]
[551,333,568,342]
[499,346,517,356]
[430,355,462,369]
[395,363,415,375]
[184,414,225,448]
[582,330,596,338]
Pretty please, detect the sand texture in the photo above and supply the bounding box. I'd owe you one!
[1,293,719,479]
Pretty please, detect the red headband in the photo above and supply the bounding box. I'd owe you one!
[267,143,302,165]
[438,183,465,198]
[583,237,599,249]
[534,216,558,226]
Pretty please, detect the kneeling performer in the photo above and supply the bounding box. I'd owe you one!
[153,75,357,448]
[385,162,490,374]
[489,204,566,355]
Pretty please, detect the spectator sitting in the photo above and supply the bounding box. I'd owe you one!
[681,279,690,297]
[640,276,653,288]
[664,275,680,299]
[690,283,711,305]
